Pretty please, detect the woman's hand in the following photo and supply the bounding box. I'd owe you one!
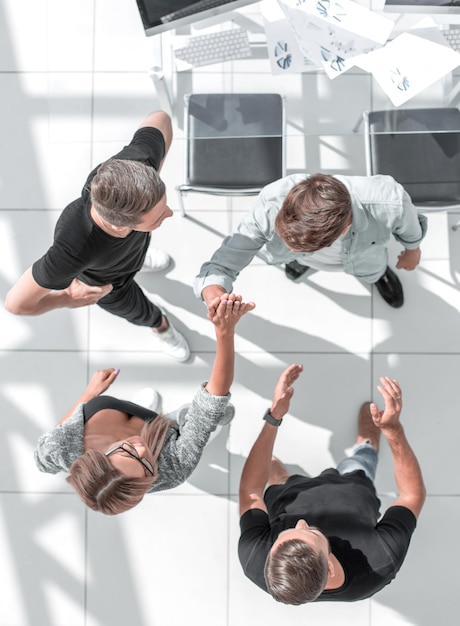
[270,364,303,420]
[85,368,120,399]
[57,368,120,425]
[207,293,255,328]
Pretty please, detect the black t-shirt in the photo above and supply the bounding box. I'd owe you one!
[82,396,158,423]
[238,470,417,602]
[32,127,165,290]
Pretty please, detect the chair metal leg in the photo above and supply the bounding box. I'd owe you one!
[452,218,460,231]
[176,187,186,217]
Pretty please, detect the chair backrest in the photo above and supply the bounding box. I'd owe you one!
[185,93,285,188]
[364,108,460,205]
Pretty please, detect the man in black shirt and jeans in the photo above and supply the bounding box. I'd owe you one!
[5,111,190,362]
[238,365,425,603]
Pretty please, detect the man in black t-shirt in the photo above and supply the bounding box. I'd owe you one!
[238,366,425,604]
[5,111,190,361]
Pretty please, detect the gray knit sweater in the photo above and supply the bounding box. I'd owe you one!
[34,383,231,492]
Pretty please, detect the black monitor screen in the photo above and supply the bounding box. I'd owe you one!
[135,0,258,35]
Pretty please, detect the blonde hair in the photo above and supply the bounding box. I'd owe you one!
[67,415,173,515]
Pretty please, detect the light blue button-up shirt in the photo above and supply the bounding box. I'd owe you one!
[194,174,427,297]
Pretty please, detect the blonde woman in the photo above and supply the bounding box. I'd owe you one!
[35,294,254,514]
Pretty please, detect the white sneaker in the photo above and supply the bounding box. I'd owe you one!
[139,247,172,273]
[154,317,190,362]
[167,403,234,427]
[219,403,235,426]
[131,388,161,413]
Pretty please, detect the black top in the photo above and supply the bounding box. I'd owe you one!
[32,127,165,290]
[83,396,158,423]
[238,470,417,602]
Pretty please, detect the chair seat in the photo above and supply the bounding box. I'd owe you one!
[188,136,283,187]
[364,108,460,209]
[178,93,285,216]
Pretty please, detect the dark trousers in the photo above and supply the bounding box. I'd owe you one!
[97,279,163,328]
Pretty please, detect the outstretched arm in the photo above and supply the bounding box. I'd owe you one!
[4,267,113,315]
[205,294,255,396]
[239,364,303,516]
[370,377,426,519]
[57,368,119,425]
[138,110,172,170]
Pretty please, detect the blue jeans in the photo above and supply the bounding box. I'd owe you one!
[336,443,378,482]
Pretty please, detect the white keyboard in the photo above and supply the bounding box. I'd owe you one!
[442,26,460,53]
[174,27,251,70]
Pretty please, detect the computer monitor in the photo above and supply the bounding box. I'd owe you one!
[384,0,460,13]
[135,0,258,36]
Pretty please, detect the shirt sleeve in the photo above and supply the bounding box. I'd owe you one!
[151,384,231,490]
[238,508,272,591]
[193,192,275,298]
[376,505,417,573]
[391,189,428,249]
[32,201,94,290]
[110,127,166,170]
[34,406,85,474]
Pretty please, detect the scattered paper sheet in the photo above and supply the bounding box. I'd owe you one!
[277,0,394,77]
[261,0,318,74]
[364,26,460,105]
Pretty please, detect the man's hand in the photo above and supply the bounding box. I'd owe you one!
[201,284,226,308]
[270,364,303,420]
[396,247,421,270]
[85,368,120,398]
[63,278,113,307]
[207,293,255,327]
[370,376,403,433]
[371,376,426,519]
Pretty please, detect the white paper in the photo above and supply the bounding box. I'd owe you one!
[261,0,317,74]
[277,0,394,77]
[366,31,460,106]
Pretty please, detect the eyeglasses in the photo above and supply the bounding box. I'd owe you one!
[105,442,154,477]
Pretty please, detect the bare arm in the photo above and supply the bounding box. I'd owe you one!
[239,364,303,516]
[57,368,119,425]
[205,294,255,396]
[4,267,113,316]
[370,377,426,519]
[138,110,172,170]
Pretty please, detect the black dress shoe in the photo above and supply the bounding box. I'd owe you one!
[374,267,404,308]
[285,260,309,281]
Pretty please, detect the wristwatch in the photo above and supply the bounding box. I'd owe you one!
[263,408,283,426]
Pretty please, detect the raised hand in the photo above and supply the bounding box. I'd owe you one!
[370,376,403,431]
[207,293,255,328]
[270,364,304,420]
[86,368,120,398]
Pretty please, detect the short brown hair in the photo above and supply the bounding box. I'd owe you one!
[67,414,172,515]
[90,159,166,227]
[275,174,352,252]
[264,538,329,604]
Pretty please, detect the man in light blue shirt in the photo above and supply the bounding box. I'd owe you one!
[194,173,427,309]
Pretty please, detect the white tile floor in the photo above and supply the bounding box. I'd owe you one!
[1,1,459,625]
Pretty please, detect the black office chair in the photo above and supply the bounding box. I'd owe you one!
[363,108,460,230]
[176,93,285,216]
